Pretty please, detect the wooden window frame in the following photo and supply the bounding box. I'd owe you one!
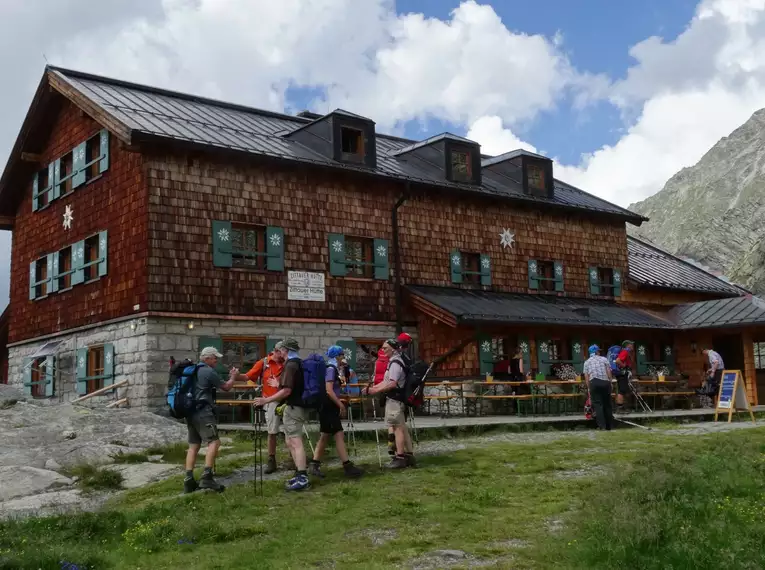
[597,267,616,297]
[340,126,365,162]
[34,258,48,299]
[58,151,74,197]
[83,235,100,282]
[450,150,472,182]
[84,133,105,184]
[537,261,556,292]
[30,357,47,398]
[86,346,106,394]
[221,336,267,375]
[35,168,51,209]
[461,251,482,285]
[231,223,268,271]
[345,235,375,279]
[527,163,546,191]
[58,247,73,291]
[755,342,765,370]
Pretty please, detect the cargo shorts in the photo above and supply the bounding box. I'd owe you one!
[385,399,406,427]
[187,407,219,445]
[265,401,282,436]
[283,405,309,438]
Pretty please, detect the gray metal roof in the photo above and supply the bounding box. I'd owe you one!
[670,295,765,329]
[627,236,746,296]
[481,149,549,167]
[408,285,675,328]
[45,66,645,222]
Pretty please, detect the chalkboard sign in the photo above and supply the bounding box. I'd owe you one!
[714,370,755,424]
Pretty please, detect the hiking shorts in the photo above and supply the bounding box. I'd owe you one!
[283,405,309,439]
[319,403,344,435]
[187,407,219,445]
[385,399,406,427]
[265,401,282,436]
[616,373,630,395]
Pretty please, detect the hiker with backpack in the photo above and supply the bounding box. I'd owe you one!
[308,345,364,479]
[253,338,317,492]
[583,345,615,430]
[229,350,286,474]
[608,341,634,413]
[181,346,236,493]
[363,338,416,469]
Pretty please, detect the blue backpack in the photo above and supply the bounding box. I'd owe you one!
[300,354,326,408]
[606,346,622,373]
[167,360,204,419]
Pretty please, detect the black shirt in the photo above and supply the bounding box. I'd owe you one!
[280,358,304,407]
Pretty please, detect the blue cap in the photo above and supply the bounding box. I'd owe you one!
[588,344,600,354]
[326,345,344,359]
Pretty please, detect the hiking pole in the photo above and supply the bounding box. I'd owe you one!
[615,417,651,430]
[346,400,358,457]
[409,408,419,446]
[302,425,315,456]
[370,390,383,468]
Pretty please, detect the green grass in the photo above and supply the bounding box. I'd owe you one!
[66,464,125,493]
[1,426,764,569]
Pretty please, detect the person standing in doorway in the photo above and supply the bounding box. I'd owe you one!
[702,348,725,404]
[184,346,237,493]
[584,345,615,431]
[615,340,634,413]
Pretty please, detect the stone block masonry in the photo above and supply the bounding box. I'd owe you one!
[8,316,415,411]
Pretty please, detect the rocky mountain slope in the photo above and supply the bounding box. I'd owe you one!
[628,109,765,294]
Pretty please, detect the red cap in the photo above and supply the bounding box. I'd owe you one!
[397,333,413,345]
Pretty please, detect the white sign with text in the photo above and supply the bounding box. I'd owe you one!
[287,271,326,302]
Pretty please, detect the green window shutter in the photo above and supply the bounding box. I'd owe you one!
[328,233,347,277]
[72,241,85,285]
[450,249,463,284]
[336,340,357,370]
[635,343,648,375]
[211,221,233,268]
[46,163,55,203]
[53,159,62,200]
[571,340,584,374]
[536,338,551,377]
[99,130,110,173]
[518,336,531,374]
[98,231,108,277]
[44,356,55,396]
[22,358,33,396]
[266,338,279,353]
[103,344,115,386]
[589,267,600,295]
[47,254,58,294]
[663,344,675,374]
[76,348,88,395]
[480,254,491,286]
[528,260,538,289]
[199,336,227,375]
[373,238,389,280]
[266,226,285,272]
[477,335,494,376]
[554,261,564,292]
[32,174,39,212]
[613,269,622,297]
[29,261,36,300]
[72,142,86,189]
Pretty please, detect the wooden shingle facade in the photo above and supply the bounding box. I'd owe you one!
[2,66,764,409]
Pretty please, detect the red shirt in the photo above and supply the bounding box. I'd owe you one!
[617,349,632,369]
[373,347,388,385]
[245,353,284,398]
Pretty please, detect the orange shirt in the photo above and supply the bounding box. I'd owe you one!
[245,353,284,398]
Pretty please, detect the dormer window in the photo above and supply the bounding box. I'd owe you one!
[527,163,546,191]
[451,150,472,182]
[340,127,364,162]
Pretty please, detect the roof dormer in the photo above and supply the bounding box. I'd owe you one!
[394,133,482,185]
[284,109,377,168]
[482,149,554,199]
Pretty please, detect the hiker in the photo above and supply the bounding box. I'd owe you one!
[308,345,364,479]
[230,350,285,474]
[364,339,415,468]
[510,345,525,382]
[614,340,634,413]
[583,345,614,431]
[253,338,311,491]
[184,346,236,493]
[371,343,394,454]
[701,348,725,404]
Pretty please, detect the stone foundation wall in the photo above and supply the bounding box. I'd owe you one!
[9,317,414,411]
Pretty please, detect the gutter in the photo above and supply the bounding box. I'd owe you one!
[392,183,411,334]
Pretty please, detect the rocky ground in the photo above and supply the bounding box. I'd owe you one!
[0,384,186,519]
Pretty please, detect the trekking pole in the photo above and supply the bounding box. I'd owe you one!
[303,425,315,456]
[347,400,358,457]
[409,408,419,446]
[370,391,383,468]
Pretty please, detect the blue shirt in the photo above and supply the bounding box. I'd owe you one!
[326,358,342,398]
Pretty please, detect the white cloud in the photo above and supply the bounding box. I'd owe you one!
[466,116,538,155]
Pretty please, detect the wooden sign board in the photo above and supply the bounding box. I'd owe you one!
[714,370,755,424]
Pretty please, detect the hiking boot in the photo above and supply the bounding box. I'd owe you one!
[404,454,417,468]
[199,471,225,492]
[387,440,396,456]
[285,473,311,491]
[308,460,326,479]
[342,461,363,479]
[183,476,198,494]
[264,456,278,475]
[386,455,408,469]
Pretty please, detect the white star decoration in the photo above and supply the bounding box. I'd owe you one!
[106,353,112,365]
[540,342,549,353]
[555,264,563,276]
[343,348,353,361]
[269,233,281,247]
[520,342,529,353]
[100,236,107,251]
[614,272,621,283]
[574,343,581,353]
[76,147,85,162]
[664,346,672,356]
[53,257,58,270]
[481,341,491,353]
[638,346,646,356]
[499,228,515,249]
[376,245,387,258]
[590,269,598,281]
[452,255,461,266]
[62,205,74,230]
[217,228,230,242]
[332,240,343,253]
[529,261,537,273]
[481,257,490,269]
[73,247,84,262]
[78,356,85,369]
